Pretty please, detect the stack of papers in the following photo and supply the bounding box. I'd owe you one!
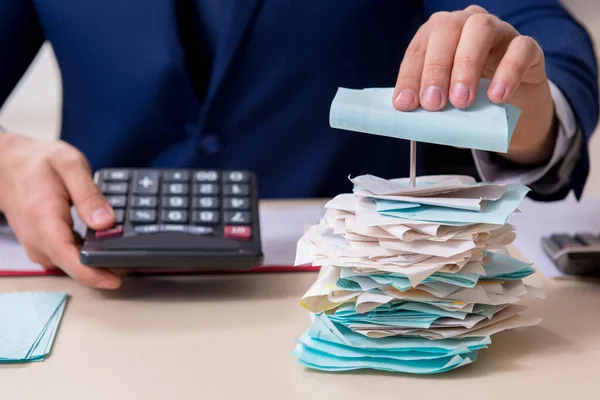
[0,292,68,363]
[292,175,543,374]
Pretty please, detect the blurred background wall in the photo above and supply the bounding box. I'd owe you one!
[1,1,599,195]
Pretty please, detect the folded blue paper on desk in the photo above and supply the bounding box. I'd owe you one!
[0,292,68,363]
[329,79,521,153]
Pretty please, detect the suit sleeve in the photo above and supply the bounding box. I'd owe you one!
[0,0,45,108]
[423,0,599,200]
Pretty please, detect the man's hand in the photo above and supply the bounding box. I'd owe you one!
[0,133,122,289]
[393,5,556,165]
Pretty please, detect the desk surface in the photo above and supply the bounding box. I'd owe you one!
[1,202,600,400]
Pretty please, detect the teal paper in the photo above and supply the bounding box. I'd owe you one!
[294,348,473,373]
[293,343,477,374]
[0,292,68,363]
[310,314,491,352]
[378,184,530,224]
[329,79,521,153]
[293,315,489,374]
[371,199,423,211]
[327,300,500,330]
[339,267,480,289]
[483,252,536,279]
[298,333,472,360]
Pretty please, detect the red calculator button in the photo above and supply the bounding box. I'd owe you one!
[96,225,124,239]
[224,225,251,240]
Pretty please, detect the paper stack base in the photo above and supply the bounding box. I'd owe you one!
[292,174,543,374]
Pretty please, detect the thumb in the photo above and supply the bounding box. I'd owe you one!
[50,151,115,230]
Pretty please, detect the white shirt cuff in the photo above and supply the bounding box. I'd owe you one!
[472,80,577,185]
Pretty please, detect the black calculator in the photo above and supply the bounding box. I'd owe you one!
[79,168,263,270]
[541,233,600,276]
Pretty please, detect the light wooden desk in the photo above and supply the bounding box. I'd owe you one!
[1,202,600,400]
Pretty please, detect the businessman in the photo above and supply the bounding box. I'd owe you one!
[0,1,597,289]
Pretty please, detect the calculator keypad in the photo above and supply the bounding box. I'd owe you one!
[193,210,220,224]
[163,170,190,182]
[194,170,220,182]
[193,197,219,209]
[106,195,127,208]
[224,184,249,196]
[102,182,128,194]
[163,183,189,195]
[194,184,220,195]
[162,210,189,224]
[95,169,255,241]
[132,170,159,195]
[224,211,251,224]
[224,197,250,210]
[132,196,158,208]
[162,196,189,209]
[130,209,157,223]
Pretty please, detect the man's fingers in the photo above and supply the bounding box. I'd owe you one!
[419,11,471,111]
[40,207,121,289]
[464,5,488,14]
[449,13,499,108]
[488,35,544,103]
[393,23,431,111]
[24,246,55,269]
[49,146,115,230]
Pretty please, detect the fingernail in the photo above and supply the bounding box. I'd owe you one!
[450,83,470,104]
[422,86,443,108]
[91,207,114,225]
[97,279,120,289]
[489,82,507,99]
[395,90,415,106]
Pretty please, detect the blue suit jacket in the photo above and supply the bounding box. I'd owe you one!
[1,0,598,199]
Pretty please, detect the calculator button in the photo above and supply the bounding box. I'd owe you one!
[134,225,161,234]
[193,184,220,195]
[162,210,189,223]
[96,225,123,239]
[161,224,187,232]
[114,209,125,224]
[223,197,250,210]
[163,183,189,195]
[131,196,158,208]
[224,225,252,240]
[132,170,159,194]
[193,210,220,224]
[223,184,249,196]
[163,170,190,182]
[224,211,251,224]
[102,170,130,181]
[224,171,249,183]
[130,209,157,223]
[186,226,215,235]
[162,196,189,209]
[101,182,128,194]
[550,234,583,249]
[575,233,600,246]
[193,196,219,209]
[194,170,220,182]
[106,195,127,208]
